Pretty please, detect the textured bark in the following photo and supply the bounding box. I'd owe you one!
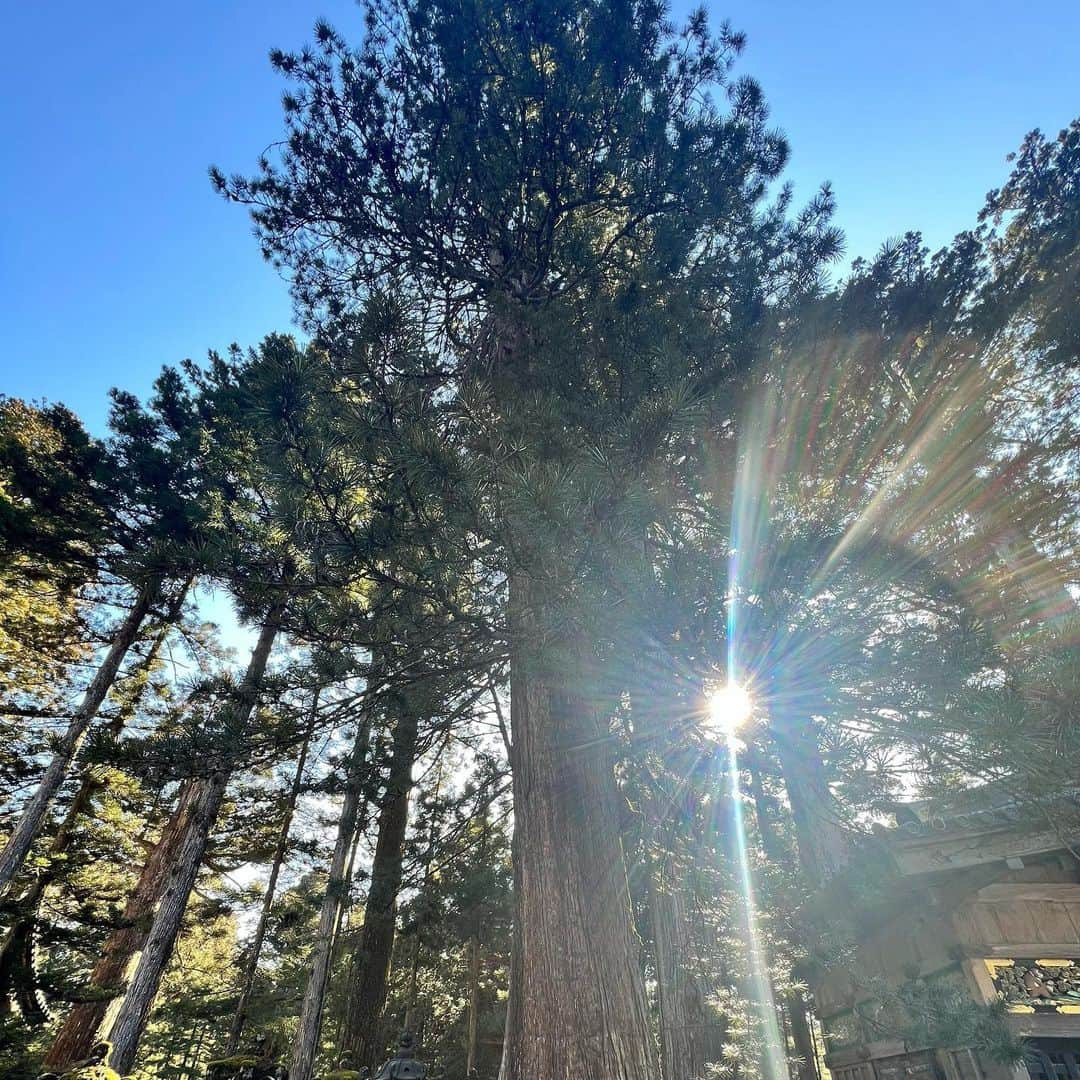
[499,578,658,1080]
[651,859,711,1080]
[466,935,481,1077]
[42,779,202,1069]
[0,579,160,897]
[786,992,819,1080]
[227,696,316,1055]
[2,587,188,1015]
[105,611,282,1076]
[107,773,228,1075]
[772,719,847,888]
[289,712,371,1080]
[342,706,419,1067]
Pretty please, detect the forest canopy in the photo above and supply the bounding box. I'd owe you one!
[1,2,1078,1079]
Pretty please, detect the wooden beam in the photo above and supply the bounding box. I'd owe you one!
[1005,1013,1080,1038]
[960,942,1080,958]
[974,883,1080,902]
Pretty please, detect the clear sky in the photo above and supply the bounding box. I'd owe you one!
[2,0,1078,433]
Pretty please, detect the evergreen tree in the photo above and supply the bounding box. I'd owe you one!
[216,3,838,1071]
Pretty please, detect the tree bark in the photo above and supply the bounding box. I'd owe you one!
[341,705,420,1067]
[772,719,846,888]
[1,585,189,1013]
[651,858,710,1080]
[0,579,160,897]
[226,693,316,1054]
[466,935,481,1077]
[786,992,819,1080]
[107,773,226,1074]
[289,710,372,1080]
[42,779,202,1069]
[498,578,658,1080]
[105,610,282,1076]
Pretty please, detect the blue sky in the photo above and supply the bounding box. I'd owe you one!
[3,0,1078,434]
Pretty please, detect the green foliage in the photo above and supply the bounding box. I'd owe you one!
[866,976,1024,1066]
[3,0,1080,1072]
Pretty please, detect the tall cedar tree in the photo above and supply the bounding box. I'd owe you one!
[216,3,839,1073]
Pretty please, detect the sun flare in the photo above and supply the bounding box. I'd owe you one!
[705,682,753,739]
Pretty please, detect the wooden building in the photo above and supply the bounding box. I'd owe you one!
[807,791,1080,1080]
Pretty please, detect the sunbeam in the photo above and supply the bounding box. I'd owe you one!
[724,708,788,1080]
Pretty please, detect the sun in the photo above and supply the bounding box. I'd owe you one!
[705,682,753,740]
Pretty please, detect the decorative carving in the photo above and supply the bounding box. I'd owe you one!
[984,958,1080,1014]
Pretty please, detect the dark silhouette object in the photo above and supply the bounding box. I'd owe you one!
[372,1032,426,1080]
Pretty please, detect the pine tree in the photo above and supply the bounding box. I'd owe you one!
[216,4,839,1071]
[0,371,215,898]
[105,607,284,1075]
[290,698,373,1080]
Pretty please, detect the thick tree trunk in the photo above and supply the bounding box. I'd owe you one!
[341,706,419,1067]
[772,719,846,887]
[0,579,160,897]
[289,712,372,1080]
[226,696,316,1055]
[651,858,710,1080]
[786,992,819,1080]
[499,579,658,1080]
[107,772,226,1074]
[105,611,282,1076]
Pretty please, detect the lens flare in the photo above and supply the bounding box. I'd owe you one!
[706,682,752,740]
[726,735,789,1080]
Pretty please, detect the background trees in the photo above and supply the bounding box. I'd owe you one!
[1,3,1077,1077]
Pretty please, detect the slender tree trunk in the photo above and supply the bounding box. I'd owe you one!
[1,586,188,1009]
[402,760,442,1043]
[341,706,420,1067]
[465,814,489,1077]
[499,578,658,1080]
[329,791,369,1054]
[0,772,102,1014]
[290,711,372,1080]
[105,610,282,1076]
[0,579,160,897]
[466,935,481,1077]
[651,858,710,1080]
[226,694,317,1055]
[42,780,202,1069]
